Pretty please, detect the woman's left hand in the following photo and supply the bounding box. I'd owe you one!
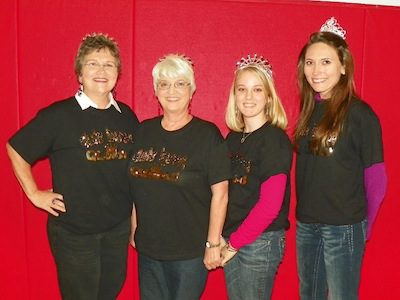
[221,242,238,267]
[203,247,222,270]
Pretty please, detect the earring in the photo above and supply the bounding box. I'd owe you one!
[78,84,83,96]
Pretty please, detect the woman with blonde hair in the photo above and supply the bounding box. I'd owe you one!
[221,54,292,300]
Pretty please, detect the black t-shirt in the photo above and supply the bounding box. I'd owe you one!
[129,116,231,260]
[9,97,139,233]
[223,122,292,237]
[296,98,384,225]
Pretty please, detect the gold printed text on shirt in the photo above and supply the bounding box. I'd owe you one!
[230,153,251,185]
[130,147,187,182]
[80,129,133,161]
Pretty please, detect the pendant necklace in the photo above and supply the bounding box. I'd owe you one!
[240,130,253,143]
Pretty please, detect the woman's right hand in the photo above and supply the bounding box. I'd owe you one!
[29,189,65,217]
[6,143,65,217]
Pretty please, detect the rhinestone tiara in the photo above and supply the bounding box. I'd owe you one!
[82,32,115,42]
[236,54,273,78]
[320,17,346,40]
[159,54,194,66]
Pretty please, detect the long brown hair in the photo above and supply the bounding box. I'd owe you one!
[294,31,357,155]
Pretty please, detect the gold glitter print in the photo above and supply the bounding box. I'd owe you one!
[230,153,251,185]
[130,147,187,182]
[80,128,133,161]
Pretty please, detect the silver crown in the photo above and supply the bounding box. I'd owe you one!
[82,32,115,42]
[236,54,273,78]
[320,17,346,39]
[159,54,194,66]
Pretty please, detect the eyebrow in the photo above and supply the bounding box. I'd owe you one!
[159,78,186,82]
[305,57,333,60]
[159,79,186,83]
[85,59,116,63]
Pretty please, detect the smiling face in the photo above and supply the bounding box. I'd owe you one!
[234,70,269,126]
[155,77,191,115]
[304,42,345,99]
[78,48,118,104]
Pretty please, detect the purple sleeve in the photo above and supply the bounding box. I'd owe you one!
[229,173,287,249]
[364,162,387,239]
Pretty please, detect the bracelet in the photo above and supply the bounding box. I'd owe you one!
[227,242,238,252]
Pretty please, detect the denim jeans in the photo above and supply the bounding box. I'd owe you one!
[138,254,208,300]
[47,218,130,300]
[223,230,286,300]
[296,220,367,300]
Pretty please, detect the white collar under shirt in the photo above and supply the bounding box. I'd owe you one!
[74,91,122,113]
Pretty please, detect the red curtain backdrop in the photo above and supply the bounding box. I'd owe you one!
[1,1,399,299]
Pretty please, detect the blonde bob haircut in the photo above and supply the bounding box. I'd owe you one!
[152,54,196,97]
[225,66,287,132]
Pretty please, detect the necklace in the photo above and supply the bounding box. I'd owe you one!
[240,131,253,143]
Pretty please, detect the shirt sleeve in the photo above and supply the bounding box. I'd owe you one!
[229,173,287,249]
[206,126,231,185]
[364,162,387,239]
[8,107,57,164]
[258,129,292,181]
[352,102,384,167]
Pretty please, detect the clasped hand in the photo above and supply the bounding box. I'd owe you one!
[219,236,238,267]
[204,237,238,270]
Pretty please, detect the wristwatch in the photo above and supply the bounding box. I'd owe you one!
[205,241,220,248]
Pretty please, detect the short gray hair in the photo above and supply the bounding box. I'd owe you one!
[152,54,196,96]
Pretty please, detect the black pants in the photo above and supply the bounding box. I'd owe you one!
[47,218,130,300]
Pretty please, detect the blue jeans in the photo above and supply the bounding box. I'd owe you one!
[138,254,208,300]
[47,218,130,300]
[296,220,367,300]
[224,230,285,300]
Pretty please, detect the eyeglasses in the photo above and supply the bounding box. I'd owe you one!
[157,80,190,90]
[84,61,117,72]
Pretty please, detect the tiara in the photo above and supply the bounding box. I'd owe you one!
[236,54,273,78]
[159,54,194,66]
[82,32,116,43]
[320,17,346,40]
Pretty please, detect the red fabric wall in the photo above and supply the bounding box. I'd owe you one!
[1,0,399,299]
